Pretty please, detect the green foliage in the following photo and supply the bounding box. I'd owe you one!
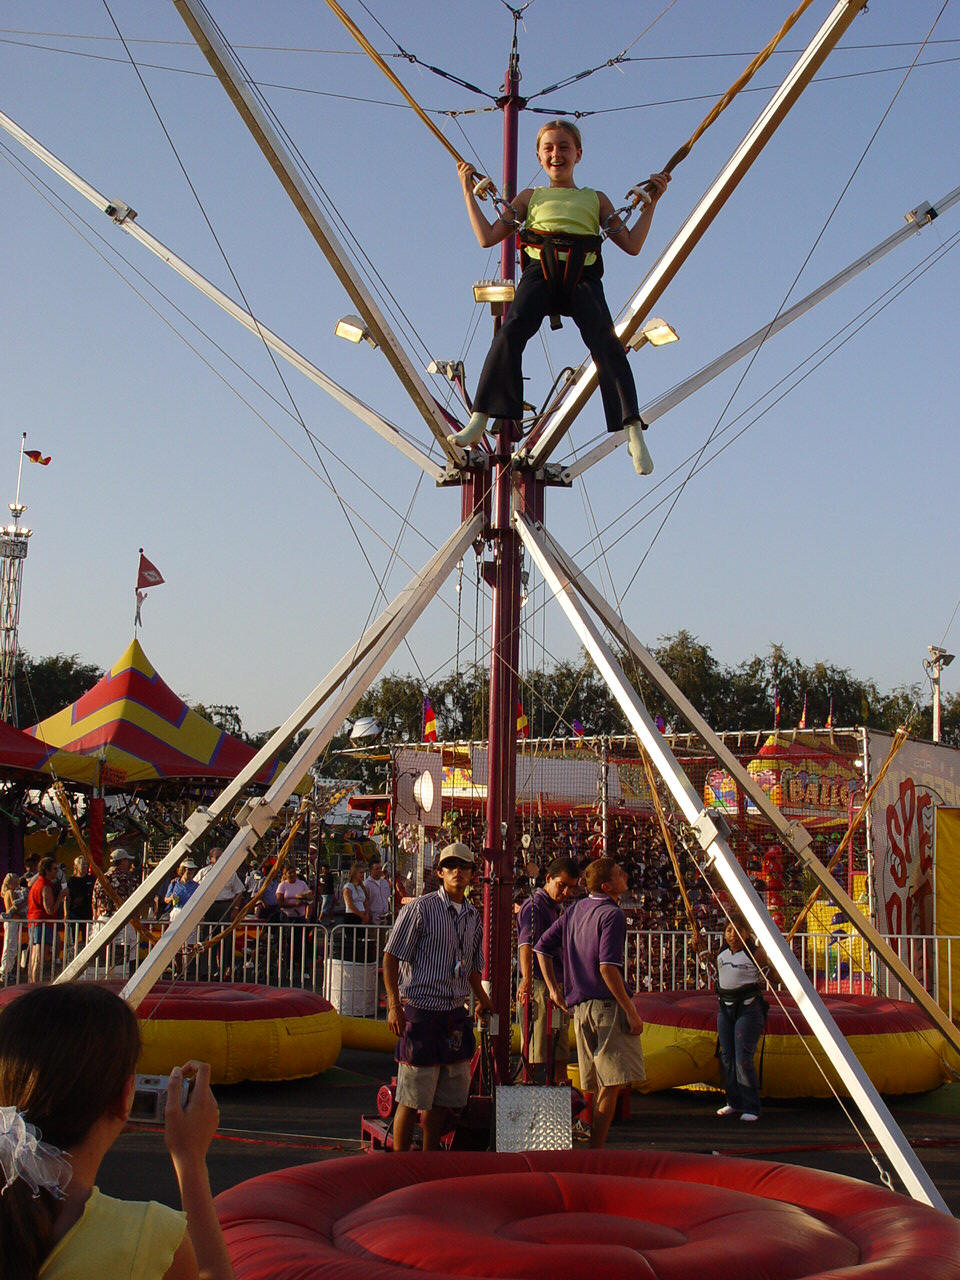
[13,651,103,726]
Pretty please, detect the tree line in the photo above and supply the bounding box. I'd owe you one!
[12,633,959,770]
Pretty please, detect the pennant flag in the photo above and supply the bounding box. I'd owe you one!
[773,687,781,728]
[422,696,437,743]
[136,549,165,590]
[798,693,807,730]
[825,696,834,729]
[516,700,530,739]
[655,714,666,734]
[24,450,51,466]
[572,718,585,738]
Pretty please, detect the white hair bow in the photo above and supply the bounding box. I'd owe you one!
[0,1106,72,1199]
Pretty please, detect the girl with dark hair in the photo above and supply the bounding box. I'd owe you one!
[0,983,233,1280]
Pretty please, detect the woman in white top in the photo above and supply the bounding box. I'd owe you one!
[715,919,768,1123]
[342,863,370,925]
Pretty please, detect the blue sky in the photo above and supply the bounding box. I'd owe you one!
[1,1,958,733]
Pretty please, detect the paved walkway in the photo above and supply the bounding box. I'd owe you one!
[100,1048,960,1215]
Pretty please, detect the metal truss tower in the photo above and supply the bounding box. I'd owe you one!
[0,436,34,725]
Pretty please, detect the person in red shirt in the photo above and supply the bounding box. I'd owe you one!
[27,857,66,982]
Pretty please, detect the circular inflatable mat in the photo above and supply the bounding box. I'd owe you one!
[131,982,341,1083]
[628,989,949,1098]
[215,1149,960,1279]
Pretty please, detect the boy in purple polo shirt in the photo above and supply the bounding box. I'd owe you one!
[516,857,580,1083]
[535,856,645,1147]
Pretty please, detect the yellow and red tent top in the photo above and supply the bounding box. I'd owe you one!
[26,637,280,787]
[0,718,99,785]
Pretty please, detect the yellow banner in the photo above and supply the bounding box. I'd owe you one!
[935,807,960,1014]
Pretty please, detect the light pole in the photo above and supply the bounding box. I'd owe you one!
[924,646,955,743]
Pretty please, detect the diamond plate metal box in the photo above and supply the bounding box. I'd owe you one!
[494,1085,572,1151]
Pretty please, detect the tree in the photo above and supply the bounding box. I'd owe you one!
[12,652,103,726]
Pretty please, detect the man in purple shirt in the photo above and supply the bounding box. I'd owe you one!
[535,856,645,1148]
[517,857,580,1083]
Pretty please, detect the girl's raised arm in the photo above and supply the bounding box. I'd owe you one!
[458,160,529,248]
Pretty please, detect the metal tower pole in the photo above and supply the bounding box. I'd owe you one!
[482,36,527,1080]
[0,435,33,725]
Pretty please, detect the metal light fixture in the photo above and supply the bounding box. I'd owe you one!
[473,279,516,316]
[427,359,465,383]
[626,316,680,351]
[924,646,955,744]
[334,314,378,348]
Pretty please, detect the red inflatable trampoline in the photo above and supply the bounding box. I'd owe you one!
[216,1149,960,1279]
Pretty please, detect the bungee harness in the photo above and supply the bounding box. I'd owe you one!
[517,227,604,329]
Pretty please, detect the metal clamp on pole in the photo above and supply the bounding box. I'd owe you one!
[234,795,278,837]
[690,807,731,858]
[104,199,136,224]
[785,820,813,855]
[183,806,211,837]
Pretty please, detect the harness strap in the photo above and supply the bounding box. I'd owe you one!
[519,229,603,326]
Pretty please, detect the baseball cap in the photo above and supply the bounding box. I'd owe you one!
[109,847,134,865]
[437,841,476,868]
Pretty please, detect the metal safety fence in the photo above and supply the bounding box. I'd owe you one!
[6,919,956,1025]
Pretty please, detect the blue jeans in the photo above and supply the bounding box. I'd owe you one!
[718,997,766,1115]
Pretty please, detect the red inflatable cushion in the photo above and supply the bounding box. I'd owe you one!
[216,1150,960,1279]
[0,982,333,1022]
[635,989,935,1037]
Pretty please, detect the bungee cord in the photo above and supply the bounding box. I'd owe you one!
[617,0,952,603]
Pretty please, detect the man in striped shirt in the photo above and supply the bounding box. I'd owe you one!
[383,841,493,1151]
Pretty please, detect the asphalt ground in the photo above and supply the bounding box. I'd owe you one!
[100,1047,960,1217]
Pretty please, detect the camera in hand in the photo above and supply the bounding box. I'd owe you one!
[129,1073,192,1124]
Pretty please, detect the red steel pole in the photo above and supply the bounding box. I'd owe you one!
[482,46,524,1081]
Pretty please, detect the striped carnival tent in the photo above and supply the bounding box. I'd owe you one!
[25,637,281,787]
[0,718,99,785]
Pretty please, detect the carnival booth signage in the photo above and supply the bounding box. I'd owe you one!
[704,732,858,829]
[867,733,960,936]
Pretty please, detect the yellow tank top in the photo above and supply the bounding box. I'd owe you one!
[40,1188,187,1280]
[525,187,600,265]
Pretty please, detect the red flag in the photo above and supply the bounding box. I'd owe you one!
[516,700,530,740]
[24,450,51,466]
[422,696,437,743]
[773,688,781,728]
[798,693,807,730]
[136,549,165,590]
[825,696,834,729]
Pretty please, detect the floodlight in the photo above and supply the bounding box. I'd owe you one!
[626,316,679,351]
[334,314,378,348]
[473,280,516,304]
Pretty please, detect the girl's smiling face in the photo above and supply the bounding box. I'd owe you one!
[537,127,581,186]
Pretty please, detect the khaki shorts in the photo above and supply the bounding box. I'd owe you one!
[520,980,570,1066]
[395,1059,471,1111]
[573,998,646,1092]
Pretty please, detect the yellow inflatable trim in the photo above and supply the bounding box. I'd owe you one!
[138,1007,342,1085]
[566,1020,950,1098]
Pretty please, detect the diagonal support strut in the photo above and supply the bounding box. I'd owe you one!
[57,513,483,990]
[516,511,948,1212]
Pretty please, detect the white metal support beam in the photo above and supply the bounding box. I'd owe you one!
[563,185,960,480]
[523,0,868,470]
[57,513,482,986]
[516,512,947,1212]
[0,108,443,481]
[172,0,466,470]
[530,522,960,1062]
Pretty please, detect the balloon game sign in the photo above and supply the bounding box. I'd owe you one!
[705,732,858,830]
[866,732,960,936]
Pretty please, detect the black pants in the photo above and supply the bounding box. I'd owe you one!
[472,260,640,432]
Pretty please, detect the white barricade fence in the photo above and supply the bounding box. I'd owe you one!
[622,929,959,1023]
[12,919,955,1027]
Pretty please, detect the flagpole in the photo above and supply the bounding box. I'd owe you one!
[14,433,26,518]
